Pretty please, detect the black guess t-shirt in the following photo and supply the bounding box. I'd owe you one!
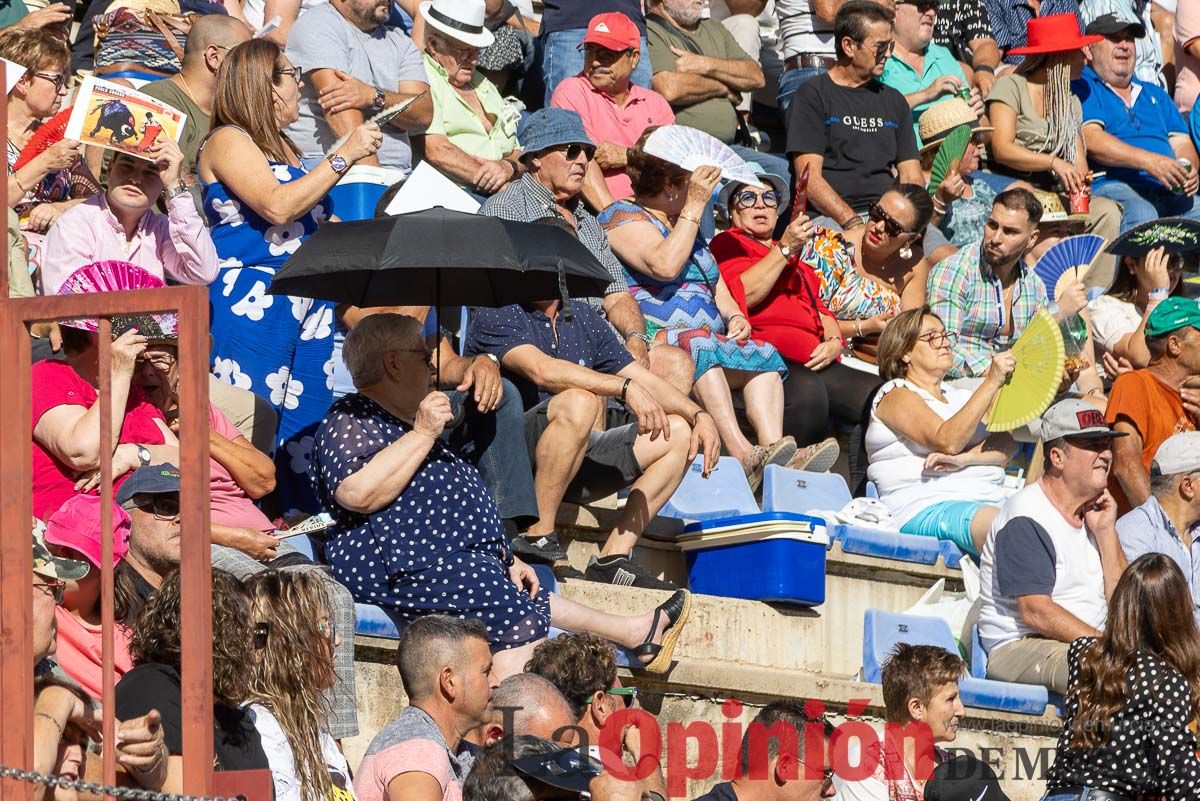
[786,73,919,214]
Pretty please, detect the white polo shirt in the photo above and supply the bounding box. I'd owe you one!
[978,481,1108,653]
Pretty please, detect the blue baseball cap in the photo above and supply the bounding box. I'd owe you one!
[116,464,182,506]
[518,108,594,161]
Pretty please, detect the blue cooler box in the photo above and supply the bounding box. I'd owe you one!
[680,511,828,606]
[327,165,405,221]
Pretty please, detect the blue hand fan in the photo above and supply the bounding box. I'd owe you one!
[1033,234,1107,301]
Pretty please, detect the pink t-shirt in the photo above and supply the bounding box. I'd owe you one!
[209,404,275,534]
[1177,5,1200,113]
[355,740,460,801]
[550,76,675,201]
[53,605,134,700]
[32,360,167,521]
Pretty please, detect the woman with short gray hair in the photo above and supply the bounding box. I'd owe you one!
[310,313,692,678]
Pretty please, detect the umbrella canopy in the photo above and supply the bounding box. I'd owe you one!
[267,207,612,307]
[1106,217,1200,258]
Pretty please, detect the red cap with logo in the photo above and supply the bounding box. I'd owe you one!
[580,12,640,52]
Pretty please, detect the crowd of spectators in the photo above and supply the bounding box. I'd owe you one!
[10,0,1200,797]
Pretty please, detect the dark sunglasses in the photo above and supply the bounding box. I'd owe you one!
[898,0,939,11]
[34,580,67,604]
[275,66,302,85]
[868,203,911,237]
[733,189,782,209]
[861,38,896,58]
[551,143,596,162]
[1066,437,1114,453]
[129,495,181,519]
[32,71,68,92]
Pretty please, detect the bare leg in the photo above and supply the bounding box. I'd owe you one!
[549,595,668,652]
[726,369,785,445]
[526,389,601,537]
[648,344,696,396]
[600,415,692,557]
[693,367,755,460]
[969,505,1000,555]
[492,640,545,680]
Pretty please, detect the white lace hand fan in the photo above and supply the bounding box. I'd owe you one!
[644,125,764,187]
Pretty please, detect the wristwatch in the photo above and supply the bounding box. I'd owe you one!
[479,352,499,363]
[137,445,151,467]
[163,181,189,202]
[371,88,386,111]
[326,153,350,176]
[779,242,795,259]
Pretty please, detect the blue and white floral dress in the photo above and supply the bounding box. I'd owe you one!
[201,127,335,514]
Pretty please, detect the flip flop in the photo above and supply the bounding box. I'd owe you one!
[632,589,691,674]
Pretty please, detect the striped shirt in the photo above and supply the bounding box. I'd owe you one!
[986,0,1084,64]
[925,241,1048,379]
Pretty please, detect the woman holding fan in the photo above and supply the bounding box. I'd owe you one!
[600,128,811,489]
[711,173,881,488]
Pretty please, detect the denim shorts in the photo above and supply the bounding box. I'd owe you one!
[900,499,989,556]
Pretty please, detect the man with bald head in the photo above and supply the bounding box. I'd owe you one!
[140,15,254,185]
[356,615,498,801]
[481,673,578,746]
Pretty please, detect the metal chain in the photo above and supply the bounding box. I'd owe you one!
[0,765,243,801]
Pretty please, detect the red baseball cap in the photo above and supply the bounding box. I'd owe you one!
[580,12,640,52]
[45,495,131,569]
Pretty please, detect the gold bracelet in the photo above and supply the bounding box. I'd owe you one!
[677,212,701,226]
[35,712,63,737]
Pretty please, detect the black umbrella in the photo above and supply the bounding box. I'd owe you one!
[1106,216,1200,257]
[268,206,612,307]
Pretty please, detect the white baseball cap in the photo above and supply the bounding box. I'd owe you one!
[1151,432,1200,477]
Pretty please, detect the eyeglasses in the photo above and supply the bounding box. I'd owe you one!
[868,203,912,237]
[396,348,434,370]
[129,495,181,519]
[733,190,782,209]
[898,0,939,11]
[434,36,481,61]
[606,686,637,708]
[32,72,68,93]
[549,143,596,162]
[34,580,67,604]
[274,66,302,86]
[916,330,957,348]
[798,760,835,787]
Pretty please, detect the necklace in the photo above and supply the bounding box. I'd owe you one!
[174,72,209,115]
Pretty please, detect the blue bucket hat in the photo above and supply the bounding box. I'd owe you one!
[518,108,595,162]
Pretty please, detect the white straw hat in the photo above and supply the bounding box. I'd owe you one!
[419,0,495,49]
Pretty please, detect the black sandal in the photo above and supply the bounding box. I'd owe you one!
[632,590,691,674]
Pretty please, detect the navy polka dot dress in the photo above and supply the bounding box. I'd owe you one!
[310,394,551,649]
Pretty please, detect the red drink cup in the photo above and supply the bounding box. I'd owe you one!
[1067,186,1090,214]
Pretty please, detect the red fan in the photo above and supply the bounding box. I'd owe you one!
[12,106,73,172]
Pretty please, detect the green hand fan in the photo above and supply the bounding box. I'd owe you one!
[927,125,971,195]
[986,309,1066,433]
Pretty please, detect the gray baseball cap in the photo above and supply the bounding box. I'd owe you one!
[1039,398,1129,441]
[1151,432,1200,477]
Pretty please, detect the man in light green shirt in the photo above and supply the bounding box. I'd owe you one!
[416,0,522,196]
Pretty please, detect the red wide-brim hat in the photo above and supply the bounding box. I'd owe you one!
[1008,13,1103,56]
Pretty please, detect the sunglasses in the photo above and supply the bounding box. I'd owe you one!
[1066,437,1114,453]
[275,66,302,86]
[129,495,181,519]
[868,203,912,237]
[550,143,596,162]
[860,38,896,58]
[916,330,957,348]
[898,0,939,11]
[32,71,68,92]
[733,189,782,209]
[606,686,637,708]
[397,348,434,370]
[34,580,67,604]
